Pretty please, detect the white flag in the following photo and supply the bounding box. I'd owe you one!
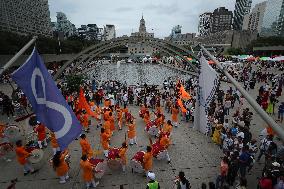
[194,55,219,134]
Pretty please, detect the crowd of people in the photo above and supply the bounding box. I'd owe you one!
[0,55,284,189]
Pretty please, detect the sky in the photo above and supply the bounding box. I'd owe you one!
[49,0,264,38]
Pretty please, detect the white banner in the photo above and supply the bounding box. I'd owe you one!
[194,55,219,134]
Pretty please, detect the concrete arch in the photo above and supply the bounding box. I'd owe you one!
[54,37,198,79]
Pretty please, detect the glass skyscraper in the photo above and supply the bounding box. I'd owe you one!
[261,0,284,37]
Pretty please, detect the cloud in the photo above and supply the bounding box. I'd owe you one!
[48,0,265,38]
[143,3,179,15]
[113,7,134,13]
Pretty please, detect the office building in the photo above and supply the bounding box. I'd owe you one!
[233,0,252,30]
[0,0,52,37]
[211,7,233,34]
[242,1,267,33]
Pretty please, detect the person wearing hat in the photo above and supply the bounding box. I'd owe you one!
[146,172,160,189]
[80,134,93,158]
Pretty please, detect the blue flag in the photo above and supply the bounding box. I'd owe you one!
[12,48,81,150]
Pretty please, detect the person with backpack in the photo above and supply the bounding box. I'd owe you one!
[174,171,191,189]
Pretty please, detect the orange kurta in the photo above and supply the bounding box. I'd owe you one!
[127,123,136,139]
[15,146,30,165]
[162,123,173,134]
[103,120,111,135]
[103,111,110,121]
[80,160,94,182]
[100,132,110,150]
[171,107,179,122]
[143,152,153,171]
[80,138,93,157]
[50,132,59,148]
[109,115,115,131]
[94,106,101,121]
[144,113,150,125]
[82,114,89,128]
[119,147,127,165]
[160,136,170,149]
[55,153,69,176]
[117,109,123,129]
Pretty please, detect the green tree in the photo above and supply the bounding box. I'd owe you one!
[66,75,85,93]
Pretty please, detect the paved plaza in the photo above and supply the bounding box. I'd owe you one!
[0,65,283,189]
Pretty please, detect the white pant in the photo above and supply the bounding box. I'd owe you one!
[129,137,137,145]
[23,163,34,173]
[38,139,47,148]
[52,147,61,155]
[173,122,178,127]
[165,150,171,161]
[103,150,109,157]
[86,179,97,188]
[59,172,69,183]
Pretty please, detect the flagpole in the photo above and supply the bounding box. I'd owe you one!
[0,36,38,75]
[199,44,284,141]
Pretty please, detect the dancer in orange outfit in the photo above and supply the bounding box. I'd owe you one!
[94,105,102,123]
[100,128,110,157]
[159,133,171,163]
[171,105,179,127]
[155,113,164,130]
[82,110,90,132]
[139,104,147,118]
[143,146,153,176]
[52,150,70,184]
[144,110,151,125]
[162,120,173,137]
[155,104,163,116]
[15,140,37,176]
[80,155,99,188]
[127,119,137,145]
[103,118,112,136]
[79,134,93,158]
[109,112,115,132]
[34,122,47,149]
[119,142,128,172]
[123,105,129,123]
[116,106,123,130]
[50,132,60,155]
